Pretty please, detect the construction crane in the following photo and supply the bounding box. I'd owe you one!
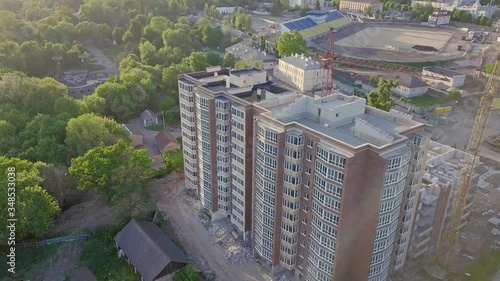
[319,28,335,97]
[436,56,500,269]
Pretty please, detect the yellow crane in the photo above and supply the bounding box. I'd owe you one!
[437,56,500,269]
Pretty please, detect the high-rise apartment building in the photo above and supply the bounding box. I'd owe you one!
[408,141,476,259]
[177,66,432,281]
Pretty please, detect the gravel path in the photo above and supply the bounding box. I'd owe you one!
[154,177,269,281]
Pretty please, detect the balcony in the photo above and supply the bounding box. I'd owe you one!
[412,235,431,249]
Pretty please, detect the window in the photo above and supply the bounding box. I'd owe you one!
[266,130,278,142]
[317,147,346,168]
[286,134,304,146]
[231,107,245,119]
[314,175,343,198]
[387,156,402,170]
[406,190,416,199]
[413,136,423,146]
[285,148,303,159]
[307,140,314,148]
[264,143,277,156]
[284,161,302,172]
[307,154,312,161]
[316,162,344,184]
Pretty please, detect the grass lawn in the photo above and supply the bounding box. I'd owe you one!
[407,94,443,107]
[87,63,106,71]
[146,124,164,131]
[0,244,61,281]
[102,46,124,61]
[79,228,139,281]
[464,249,500,281]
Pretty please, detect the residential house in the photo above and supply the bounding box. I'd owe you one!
[421,66,465,88]
[115,219,190,281]
[155,132,181,153]
[225,43,277,70]
[216,7,236,15]
[392,75,429,98]
[122,124,144,148]
[141,110,158,127]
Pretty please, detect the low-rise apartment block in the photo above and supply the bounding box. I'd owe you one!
[339,0,383,15]
[178,66,433,281]
[408,142,477,259]
[273,54,325,92]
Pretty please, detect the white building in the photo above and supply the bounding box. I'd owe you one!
[225,43,277,70]
[215,7,236,15]
[428,10,451,26]
[392,75,429,98]
[289,0,326,9]
[412,0,497,19]
[421,66,465,88]
[273,54,325,92]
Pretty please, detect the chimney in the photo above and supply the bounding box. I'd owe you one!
[226,76,231,88]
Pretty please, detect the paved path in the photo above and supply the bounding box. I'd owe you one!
[492,271,500,281]
[154,180,269,281]
[86,44,119,75]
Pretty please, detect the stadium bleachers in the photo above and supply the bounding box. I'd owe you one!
[283,17,317,31]
[283,10,353,39]
[300,17,353,39]
[326,10,344,22]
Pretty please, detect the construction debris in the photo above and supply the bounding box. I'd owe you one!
[201,216,252,265]
[488,217,500,226]
[492,229,500,236]
[424,265,446,280]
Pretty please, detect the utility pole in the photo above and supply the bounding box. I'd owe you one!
[162,111,166,131]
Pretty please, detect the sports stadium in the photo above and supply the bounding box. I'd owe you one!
[280,10,355,40]
[280,11,467,62]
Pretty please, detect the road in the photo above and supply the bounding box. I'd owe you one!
[493,271,500,281]
[154,178,269,281]
[86,44,119,75]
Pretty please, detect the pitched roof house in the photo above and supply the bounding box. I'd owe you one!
[155,132,181,153]
[115,220,190,281]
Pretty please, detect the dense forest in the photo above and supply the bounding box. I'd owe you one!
[0,0,258,244]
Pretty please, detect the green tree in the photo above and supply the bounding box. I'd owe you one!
[206,52,222,66]
[368,79,398,111]
[174,265,198,281]
[112,27,125,45]
[139,41,159,65]
[331,0,340,8]
[460,11,472,23]
[69,140,153,218]
[81,94,107,115]
[235,58,263,69]
[447,90,462,101]
[484,63,495,74]
[40,164,80,209]
[0,157,60,243]
[65,113,129,156]
[54,96,81,117]
[223,52,237,67]
[183,52,208,71]
[0,120,17,155]
[364,6,373,16]
[162,63,192,94]
[276,30,307,58]
[315,0,321,10]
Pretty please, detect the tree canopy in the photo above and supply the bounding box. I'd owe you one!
[368,79,398,111]
[65,113,129,156]
[276,30,307,58]
[69,140,153,219]
[0,156,60,243]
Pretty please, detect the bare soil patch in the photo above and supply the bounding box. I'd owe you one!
[49,198,114,236]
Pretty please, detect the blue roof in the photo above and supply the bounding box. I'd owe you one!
[306,11,328,16]
[326,10,344,22]
[283,17,317,31]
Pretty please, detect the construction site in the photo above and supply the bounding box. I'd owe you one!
[315,23,468,62]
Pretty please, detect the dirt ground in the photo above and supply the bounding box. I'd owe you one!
[315,23,466,62]
[30,243,84,281]
[153,175,271,281]
[49,197,115,236]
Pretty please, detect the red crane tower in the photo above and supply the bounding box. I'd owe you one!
[319,28,335,97]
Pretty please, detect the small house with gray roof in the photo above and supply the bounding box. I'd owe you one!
[225,43,277,70]
[273,53,325,92]
[392,75,429,98]
[115,219,190,281]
